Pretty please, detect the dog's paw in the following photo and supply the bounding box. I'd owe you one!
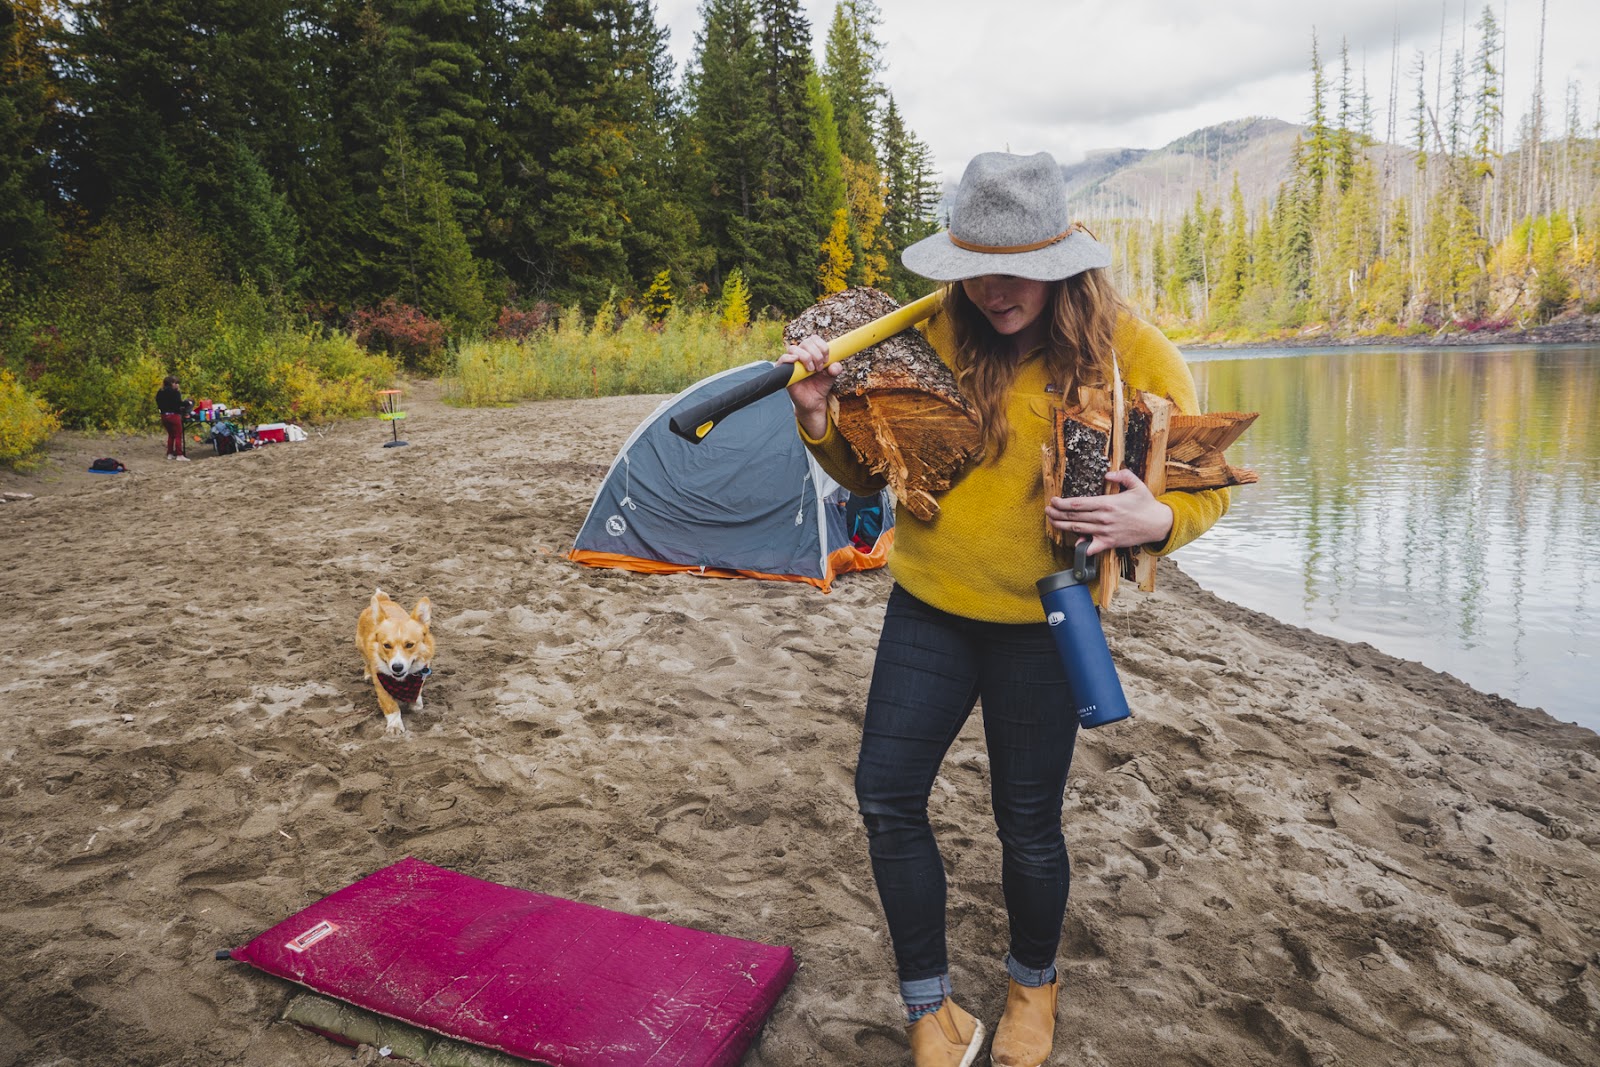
[383,712,406,736]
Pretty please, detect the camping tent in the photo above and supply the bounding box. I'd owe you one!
[569,362,894,591]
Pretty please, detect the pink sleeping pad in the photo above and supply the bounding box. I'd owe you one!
[231,857,797,1066]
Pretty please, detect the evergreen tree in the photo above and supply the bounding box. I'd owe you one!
[499,0,682,309]
[1446,47,1466,160]
[806,68,847,265]
[0,0,62,275]
[1333,38,1356,194]
[821,0,883,164]
[63,0,309,287]
[686,0,765,296]
[1210,176,1250,325]
[209,140,301,293]
[880,94,939,300]
[376,124,488,325]
[613,2,706,292]
[744,0,832,312]
[1303,30,1331,202]
[1148,231,1167,314]
[1471,6,1503,225]
[293,0,405,311]
[384,0,492,227]
[1274,175,1315,324]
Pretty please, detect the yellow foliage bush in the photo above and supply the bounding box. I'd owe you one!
[0,370,62,468]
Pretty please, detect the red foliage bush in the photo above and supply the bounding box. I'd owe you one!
[488,303,556,342]
[1459,317,1515,334]
[349,300,447,367]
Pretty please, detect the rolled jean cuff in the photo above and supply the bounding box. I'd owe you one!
[899,973,953,1007]
[1006,954,1057,988]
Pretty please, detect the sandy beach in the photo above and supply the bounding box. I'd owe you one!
[2,386,1597,1066]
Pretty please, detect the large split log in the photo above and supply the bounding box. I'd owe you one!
[784,288,980,520]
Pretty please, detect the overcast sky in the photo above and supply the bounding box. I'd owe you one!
[653,0,1600,182]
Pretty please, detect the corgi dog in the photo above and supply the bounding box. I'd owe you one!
[356,588,435,734]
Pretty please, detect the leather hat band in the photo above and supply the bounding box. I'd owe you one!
[948,221,1092,255]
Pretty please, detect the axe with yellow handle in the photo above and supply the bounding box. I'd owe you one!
[667,290,943,443]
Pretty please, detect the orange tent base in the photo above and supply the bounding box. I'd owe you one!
[569,529,892,593]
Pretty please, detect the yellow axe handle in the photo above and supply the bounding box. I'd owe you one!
[668,289,943,443]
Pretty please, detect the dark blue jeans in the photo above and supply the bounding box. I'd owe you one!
[855,584,1080,985]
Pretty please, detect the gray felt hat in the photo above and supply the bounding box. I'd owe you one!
[901,151,1111,282]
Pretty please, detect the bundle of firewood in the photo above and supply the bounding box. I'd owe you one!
[1044,380,1257,604]
[783,287,980,521]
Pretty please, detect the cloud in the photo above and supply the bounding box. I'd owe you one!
[655,0,1600,181]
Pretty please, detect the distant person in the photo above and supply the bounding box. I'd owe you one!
[156,376,190,461]
[782,152,1229,1066]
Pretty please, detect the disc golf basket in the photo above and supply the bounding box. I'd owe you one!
[377,389,408,448]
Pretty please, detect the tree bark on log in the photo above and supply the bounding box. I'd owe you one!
[785,288,980,520]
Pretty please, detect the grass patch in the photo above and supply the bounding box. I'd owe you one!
[443,308,784,406]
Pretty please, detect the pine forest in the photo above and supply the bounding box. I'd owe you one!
[1096,12,1600,342]
[1,1,1597,451]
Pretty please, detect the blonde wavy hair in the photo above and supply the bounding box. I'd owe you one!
[945,267,1129,460]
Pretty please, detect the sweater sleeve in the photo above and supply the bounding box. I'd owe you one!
[798,416,887,495]
[1123,320,1230,556]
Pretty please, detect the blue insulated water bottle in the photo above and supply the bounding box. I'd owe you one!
[1036,541,1132,728]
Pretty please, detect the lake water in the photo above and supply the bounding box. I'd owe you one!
[1177,342,1599,734]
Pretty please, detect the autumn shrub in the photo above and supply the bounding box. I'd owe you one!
[350,299,449,373]
[253,330,397,423]
[34,352,167,430]
[30,325,394,432]
[0,369,61,469]
[488,303,557,342]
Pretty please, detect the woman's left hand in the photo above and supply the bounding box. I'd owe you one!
[1046,469,1174,556]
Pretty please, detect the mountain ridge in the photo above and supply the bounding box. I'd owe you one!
[1062,116,1307,219]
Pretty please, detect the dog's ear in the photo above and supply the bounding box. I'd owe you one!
[370,589,386,614]
[411,597,431,627]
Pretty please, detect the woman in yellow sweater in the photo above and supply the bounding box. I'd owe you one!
[782,151,1228,1067]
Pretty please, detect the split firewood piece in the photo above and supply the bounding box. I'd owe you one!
[784,287,980,521]
[1131,394,1172,591]
[1163,412,1260,490]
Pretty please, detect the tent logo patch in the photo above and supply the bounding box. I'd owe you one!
[606,515,627,536]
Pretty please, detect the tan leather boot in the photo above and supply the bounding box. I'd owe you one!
[908,998,986,1067]
[989,978,1057,1067]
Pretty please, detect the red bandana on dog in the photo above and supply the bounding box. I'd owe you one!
[377,667,429,703]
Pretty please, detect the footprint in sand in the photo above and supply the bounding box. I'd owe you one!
[73,970,219,1039]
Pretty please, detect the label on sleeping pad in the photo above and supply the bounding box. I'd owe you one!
[285,919,339,952]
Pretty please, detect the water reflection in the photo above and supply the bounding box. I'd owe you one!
[1180,344,1600,732]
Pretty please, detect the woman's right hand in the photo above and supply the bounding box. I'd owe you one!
[780,334,838,440]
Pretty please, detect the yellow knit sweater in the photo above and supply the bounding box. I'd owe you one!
[800,307,1229,622]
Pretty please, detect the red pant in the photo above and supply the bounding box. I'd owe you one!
[162,413,185,456]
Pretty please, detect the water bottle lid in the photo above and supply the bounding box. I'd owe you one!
[1036,540,1099,595]
[1036,568,1082,595]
